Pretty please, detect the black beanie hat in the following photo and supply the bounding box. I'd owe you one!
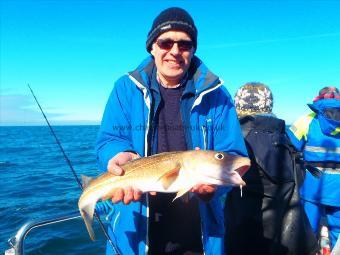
[146,7,198,53]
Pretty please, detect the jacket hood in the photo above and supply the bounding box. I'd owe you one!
[128,56,221,95]
[308,99,340,136]
[239,115,284,138]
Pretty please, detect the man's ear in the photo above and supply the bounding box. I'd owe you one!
[150,44,155,57]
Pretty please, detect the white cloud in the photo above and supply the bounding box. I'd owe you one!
[0,94,62,125]
[0,93,100,126]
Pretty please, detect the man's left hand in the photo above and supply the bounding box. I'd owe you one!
[190,184,216,202]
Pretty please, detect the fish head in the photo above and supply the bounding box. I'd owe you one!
[185,150,250,187]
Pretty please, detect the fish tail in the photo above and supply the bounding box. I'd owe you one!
[79,201,97,240]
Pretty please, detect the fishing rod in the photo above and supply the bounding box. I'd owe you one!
[27,84,120,255]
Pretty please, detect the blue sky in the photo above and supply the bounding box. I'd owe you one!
[1,0,340,126]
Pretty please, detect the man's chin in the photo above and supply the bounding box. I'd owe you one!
[164,72,185,81]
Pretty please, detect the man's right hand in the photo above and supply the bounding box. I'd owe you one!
[107,152,143,205]
[108,151,140,175]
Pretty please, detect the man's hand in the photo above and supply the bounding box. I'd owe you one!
[108,151,140,175]
[107,152,143,204]
[190,184,216,202]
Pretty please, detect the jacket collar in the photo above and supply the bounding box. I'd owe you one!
[308,99,340,136]
[308,99,340,113]
[239,115,285,137]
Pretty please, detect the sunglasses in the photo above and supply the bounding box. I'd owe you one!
[156,39,193,51]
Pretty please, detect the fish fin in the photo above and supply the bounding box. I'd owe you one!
[79,201,96,241]
[157,164,181,190]
[81,175,94,189]
[173,187,192,202]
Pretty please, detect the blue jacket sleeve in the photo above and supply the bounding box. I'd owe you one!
[96,77,135,172]
[286,114,312,151]
[213,86,248,157]
[286,127,306,151]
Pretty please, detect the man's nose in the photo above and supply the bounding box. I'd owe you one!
[169,43,180,55]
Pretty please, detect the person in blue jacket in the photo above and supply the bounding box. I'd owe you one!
[287,86,340,249]
[95,7,248,255]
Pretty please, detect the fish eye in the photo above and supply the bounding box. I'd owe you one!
[215,153,224,160]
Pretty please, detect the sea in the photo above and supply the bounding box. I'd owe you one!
[0,125,108,255]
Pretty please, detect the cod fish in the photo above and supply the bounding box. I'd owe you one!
[78,150,250,240]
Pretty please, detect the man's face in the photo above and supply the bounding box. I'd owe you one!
[151,31,194,86]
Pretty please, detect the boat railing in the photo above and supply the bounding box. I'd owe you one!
[5,211,81,255]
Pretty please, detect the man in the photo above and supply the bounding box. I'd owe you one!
[287,86,340,250]
[224,82,318,255]
[96,7,247,255]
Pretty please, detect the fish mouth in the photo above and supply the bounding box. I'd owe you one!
[235,165,250,177]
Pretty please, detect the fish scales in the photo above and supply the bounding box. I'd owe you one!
[80,153,182,203]
[103,153,179,183]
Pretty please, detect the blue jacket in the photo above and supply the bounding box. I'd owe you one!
[96,56,248,255]
[287,99,340,206]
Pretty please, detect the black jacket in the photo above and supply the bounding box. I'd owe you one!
[224,115,318,255]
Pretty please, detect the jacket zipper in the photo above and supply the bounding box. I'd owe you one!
[128,74,151,254]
